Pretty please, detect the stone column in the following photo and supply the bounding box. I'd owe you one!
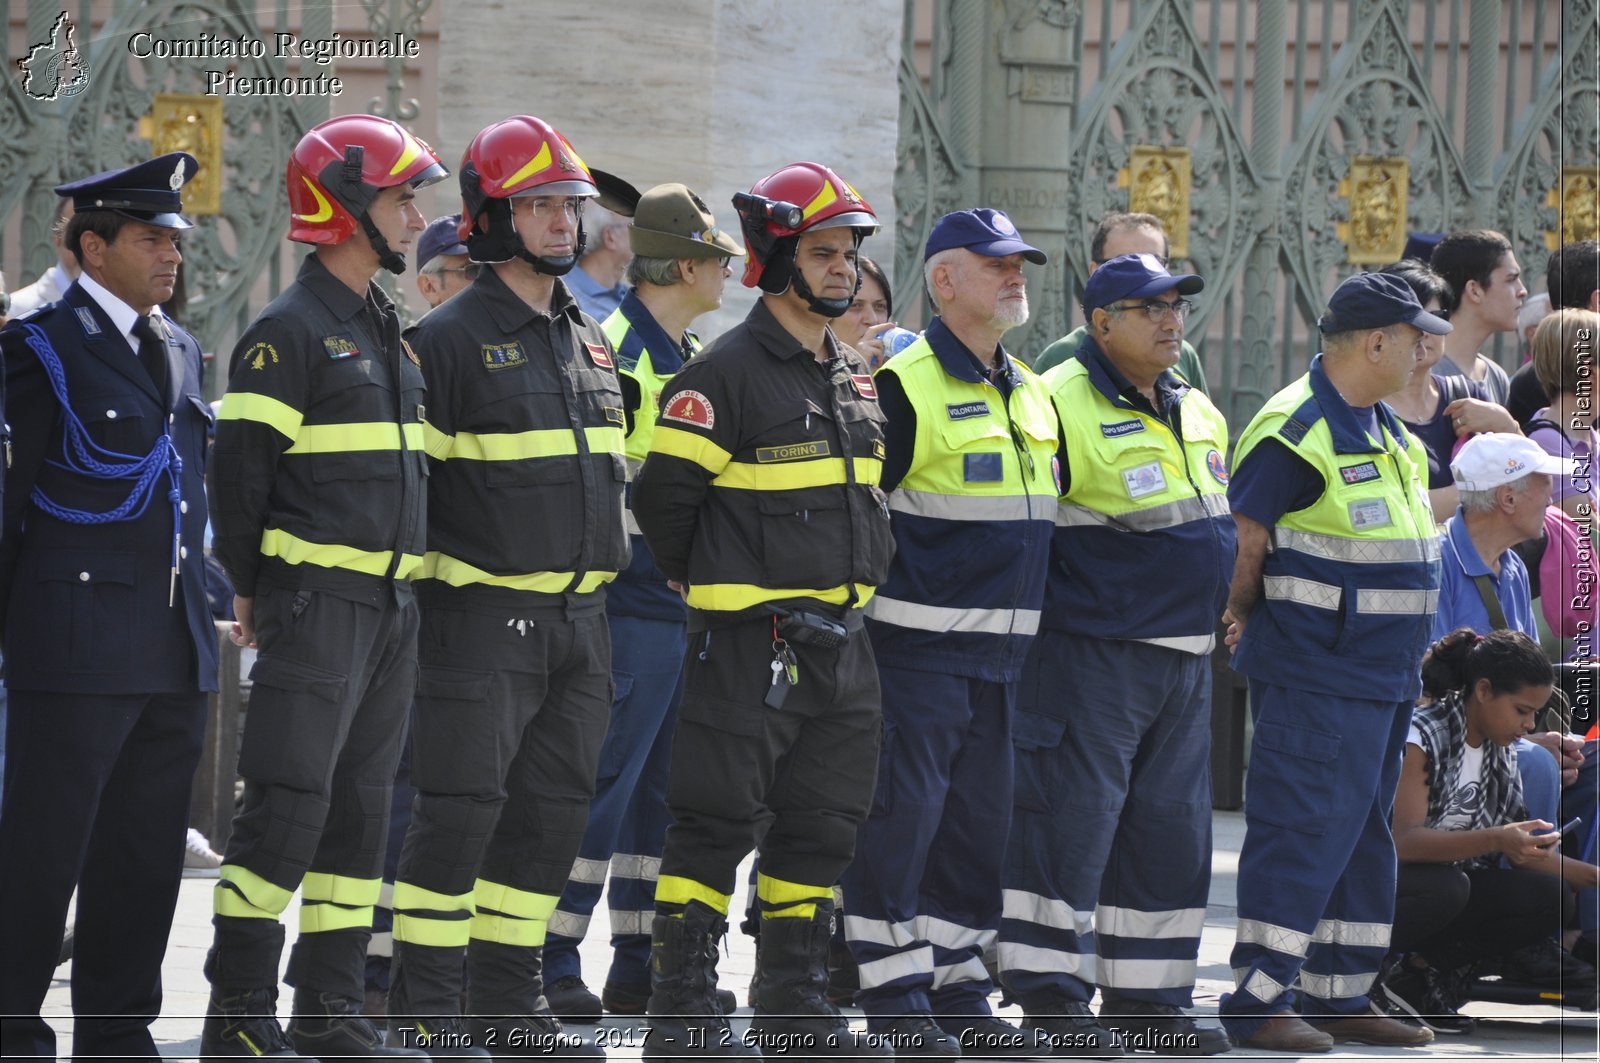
[438,0,902,339]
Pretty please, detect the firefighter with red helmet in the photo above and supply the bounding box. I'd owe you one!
[202,114,445,1059]
[632,162,895,1059]
[381,115,627,1060]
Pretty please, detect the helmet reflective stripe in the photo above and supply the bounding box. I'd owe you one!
[801,181,838,221]
[388,131,425,176]
[292,176,334,224]
[502,143,553,191]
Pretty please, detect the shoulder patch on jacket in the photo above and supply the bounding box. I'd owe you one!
[1278,417,1311,445]
[662,389,714,428]
[482,341,527,371]
[851,374,877,399]
[586,342,614,369]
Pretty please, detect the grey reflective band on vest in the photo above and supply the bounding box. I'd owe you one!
[1263,575,1438,615]
[1054,492,1229,533]
[889,488,1044,523]
[623,506,642,536]
[865,595,1042,636]
[1271,527,1442,564]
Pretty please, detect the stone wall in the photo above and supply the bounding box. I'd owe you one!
[438,0,903,339]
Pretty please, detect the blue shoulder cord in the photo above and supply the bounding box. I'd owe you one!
[22,322,184,600]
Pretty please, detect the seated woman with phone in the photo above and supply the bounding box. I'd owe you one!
[1382,629,1600,1034]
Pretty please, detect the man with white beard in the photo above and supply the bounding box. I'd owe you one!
[841,209,1062,1058]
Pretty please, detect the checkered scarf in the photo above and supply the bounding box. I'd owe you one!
[1410,693,1526,871]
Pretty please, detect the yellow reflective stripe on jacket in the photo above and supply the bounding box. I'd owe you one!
[651,424,732,475]
[423,419,452,460]
[713,456,883,491]
[260,527,425,579]
[445,425,624,461]
[217,391,303,442]
[284,422,423,455]
[422,551,616,593]
[683,582,876,612]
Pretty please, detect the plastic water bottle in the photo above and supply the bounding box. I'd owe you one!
[881,327,919,357]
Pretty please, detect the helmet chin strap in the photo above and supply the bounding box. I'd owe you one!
[787,239,861,319]
[514,222,587,277]
[360,215,409,276]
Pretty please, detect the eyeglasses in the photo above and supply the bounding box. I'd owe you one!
[1110,298,1194,321]
[436,264,481,278]
[717,256,733,270]
[1431,307,1451,321]
[514,196,585,221]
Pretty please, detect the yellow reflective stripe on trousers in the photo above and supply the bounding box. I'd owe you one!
[421,551,616,593]
[217,391,303,442]
[215,864,295,919]
[284,421,424,455]
[756,872,830,919]
[652,425,732,475]
[865,595,1041,636]
[445,425,624,461]
[300,901,375,934]
[712,457,883,490]
[655,875,732,915]
[474,880,559,922]
[259,528,425,579]
[394,912,472,947]
[684,582,876,613]
[393,881,476,913]
[302,872,382,906]
[470,913,546,945]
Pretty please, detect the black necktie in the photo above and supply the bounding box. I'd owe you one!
[132,314,167,398]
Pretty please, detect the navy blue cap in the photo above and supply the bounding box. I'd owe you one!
[1083,253,1203,313]
[417,214,468,271]
[55,152,197,230]
[1319,272,1452,336]
[925,208,1046,264]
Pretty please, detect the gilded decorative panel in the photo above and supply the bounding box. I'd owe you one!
[1337,156,1409,266]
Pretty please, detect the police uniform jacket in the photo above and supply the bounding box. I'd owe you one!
[634,298,895,628]
[209,254,426,601]
[604,291,697,623]
[412,267,628,613]
[0,282,218,693]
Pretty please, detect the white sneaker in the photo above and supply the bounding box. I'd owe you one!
[184,827,223,877]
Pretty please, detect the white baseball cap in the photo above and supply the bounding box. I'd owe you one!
[1450,432,1575,491]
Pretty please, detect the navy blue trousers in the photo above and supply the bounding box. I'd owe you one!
[998,634,1213,1009]
[545,614,685,992]
[843,665,1014,1027]
[1220,680,1410,1040]
[0,689,205,1061]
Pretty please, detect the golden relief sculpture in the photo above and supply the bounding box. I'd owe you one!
[146,94,224,216]
[1337,156,1409,265]
[1118,147,1191,259]
[1547,167,1599,250]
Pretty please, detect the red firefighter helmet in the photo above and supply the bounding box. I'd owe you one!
[734,162,878,293]
[458,115,601,272]
[286,114,447,246]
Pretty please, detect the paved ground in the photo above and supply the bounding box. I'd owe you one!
[37,812,1598,1060]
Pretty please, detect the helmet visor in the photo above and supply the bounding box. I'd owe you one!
[808,210,878,236]
[510,180,599,198]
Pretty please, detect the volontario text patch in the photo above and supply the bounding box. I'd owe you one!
[947,401,990,421]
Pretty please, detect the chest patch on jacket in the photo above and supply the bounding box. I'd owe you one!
[757,441,832,464]
[1101,418,1146,438]
[964,452,1003,482]
[662,389,714,428]
[482,342,527,371]
[586,342,615,369]
[323,334,360,360]
[1339,461,1381,485]
[947,400,990,421]
[1123,461,1167,499]
[604,406,625,427]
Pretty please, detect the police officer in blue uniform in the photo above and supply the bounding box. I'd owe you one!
[0,154,219,1062]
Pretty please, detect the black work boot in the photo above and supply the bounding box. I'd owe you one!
[387,1016,493,1059]
[747,904,887,1058]
[199,987,302,1058]
[644,902,758,1059]
[466,942,604,1059]
[1019,995,1122,1059]
[291,988,430,1057]
[1097,997,1229,1056]
[387,939,493,1059]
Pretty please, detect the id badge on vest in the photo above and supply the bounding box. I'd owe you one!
[1349,497,1392,530]
[1123,460,1167,500]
